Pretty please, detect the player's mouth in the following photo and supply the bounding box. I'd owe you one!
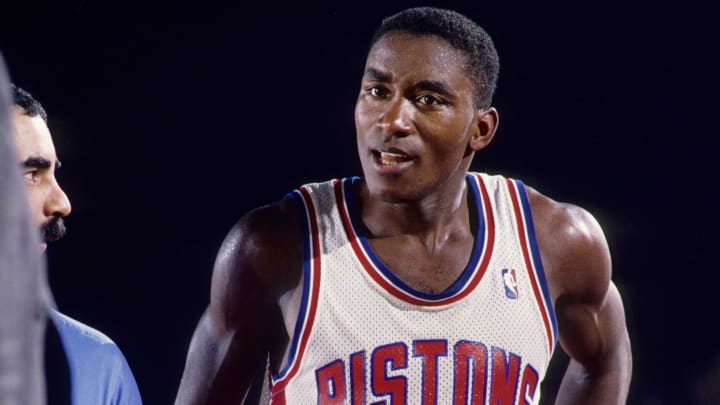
[372,149,415,173]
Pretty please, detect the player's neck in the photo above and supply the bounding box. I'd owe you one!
[358,176,470,241]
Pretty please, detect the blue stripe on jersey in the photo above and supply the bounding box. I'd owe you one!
[340,175,486,301]
[513,180,558,346]
[274,190,314,380]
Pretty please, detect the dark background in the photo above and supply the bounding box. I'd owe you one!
[2,1,717,403]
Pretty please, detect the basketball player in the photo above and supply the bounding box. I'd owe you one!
[10,85,143,404]
[176,7,632,404]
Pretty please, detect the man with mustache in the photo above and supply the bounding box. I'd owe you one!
[10,84,143,405]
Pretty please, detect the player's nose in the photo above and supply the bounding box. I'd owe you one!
[378,96,414,137]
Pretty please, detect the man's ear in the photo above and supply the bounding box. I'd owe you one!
[469,107,499,152]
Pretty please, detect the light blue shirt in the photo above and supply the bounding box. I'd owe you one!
[49,310,142,405]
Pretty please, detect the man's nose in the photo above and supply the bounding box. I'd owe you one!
[378,96,414,137]
[45,179,71,218]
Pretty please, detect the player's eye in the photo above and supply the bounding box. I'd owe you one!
[367,86,389,98]
[417,94,444,106]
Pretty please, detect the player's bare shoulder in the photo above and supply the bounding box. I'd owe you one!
[176,198,303,404]
[524,184,611,304]
[212,197,304,308]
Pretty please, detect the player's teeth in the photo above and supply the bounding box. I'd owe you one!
[379,152,407,165]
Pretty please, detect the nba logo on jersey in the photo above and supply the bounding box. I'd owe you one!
[502,268,519,299]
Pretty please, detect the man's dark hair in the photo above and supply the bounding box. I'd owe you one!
[370,7,500,108]
[10,84,47,123]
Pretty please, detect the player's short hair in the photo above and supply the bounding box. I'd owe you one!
[370,7,500,108]
[10,84,47,123]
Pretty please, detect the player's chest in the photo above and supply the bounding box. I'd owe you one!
[366,236,475,294]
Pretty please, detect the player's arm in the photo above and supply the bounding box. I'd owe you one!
[530,189,632,404]
[175,200,302,405]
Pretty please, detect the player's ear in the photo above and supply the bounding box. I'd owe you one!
[468,107,499,152]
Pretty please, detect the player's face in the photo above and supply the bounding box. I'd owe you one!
[11,109,72,251]
[355,33,496,202]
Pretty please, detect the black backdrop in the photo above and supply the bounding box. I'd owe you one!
[2,1,718,403]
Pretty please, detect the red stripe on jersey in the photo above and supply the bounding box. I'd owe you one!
[335,176,495,306]
[506,179,554,355]
[271,186,323,402]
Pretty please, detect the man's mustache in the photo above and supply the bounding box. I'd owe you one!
[41,216,66,243]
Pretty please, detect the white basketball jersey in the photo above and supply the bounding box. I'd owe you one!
[270,173,557,405]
